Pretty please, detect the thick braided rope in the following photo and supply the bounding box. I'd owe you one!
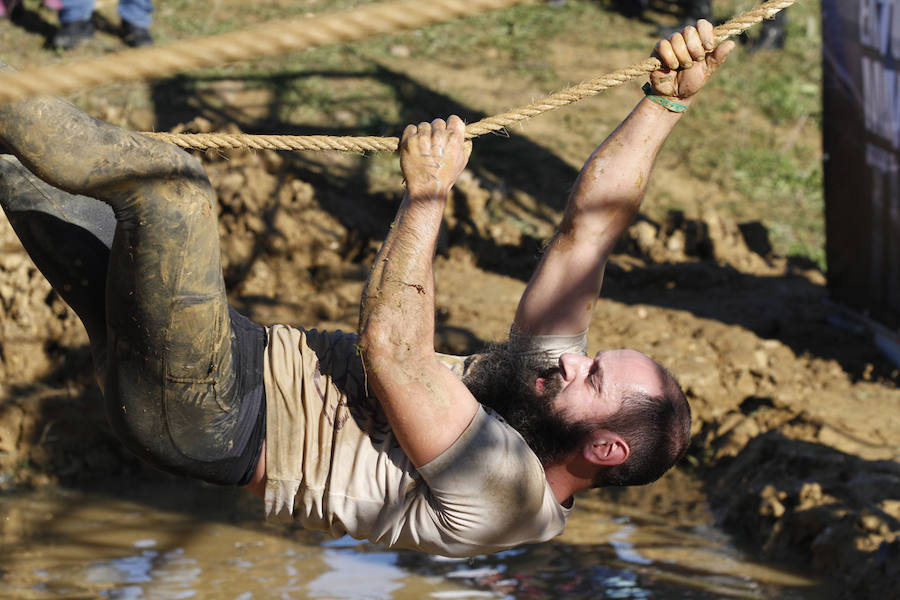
[142,0,799,152]
[0,0,527,105]
[466,0,798,136]
[145,132,402,153]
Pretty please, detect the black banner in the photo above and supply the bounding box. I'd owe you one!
[823,0,900,326]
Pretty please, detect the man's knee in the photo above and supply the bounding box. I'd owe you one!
[82,133,212,211]
[108,167,217,239]
[140,138,209,188]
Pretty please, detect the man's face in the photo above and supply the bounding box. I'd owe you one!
[541,350,668,427]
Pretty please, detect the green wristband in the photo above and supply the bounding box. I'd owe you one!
[642,82,688,113]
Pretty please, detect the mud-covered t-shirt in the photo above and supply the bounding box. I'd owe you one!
[262,324,585,558]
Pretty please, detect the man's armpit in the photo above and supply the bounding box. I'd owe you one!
[508,329,588,358]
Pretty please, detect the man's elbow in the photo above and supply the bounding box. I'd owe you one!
[565,195,641,239]
[358,321,427,373]
[357,331,397,385]
[358,322,393,363]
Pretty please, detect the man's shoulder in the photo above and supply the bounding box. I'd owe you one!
[414,406,569,555]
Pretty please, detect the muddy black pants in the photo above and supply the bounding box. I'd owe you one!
[0,93,265,485]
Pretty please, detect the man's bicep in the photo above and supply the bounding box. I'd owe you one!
[512,231,613,336]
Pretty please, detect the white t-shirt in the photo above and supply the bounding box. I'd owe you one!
[263,324,585,557]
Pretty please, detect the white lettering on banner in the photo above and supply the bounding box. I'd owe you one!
[859,0,900,148]
[861,56,900,146]
[859,0,900,57]
[859,0,877,48]
[866,140,899,171]
[865,143,900,301]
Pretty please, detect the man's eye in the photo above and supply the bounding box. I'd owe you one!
[590,369,602,392]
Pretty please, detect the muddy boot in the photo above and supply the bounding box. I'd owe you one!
[53,19,95,50]
[120,20,153,47]
[660,0,712,37]
[749,11,787,53]
[613,0,650,18]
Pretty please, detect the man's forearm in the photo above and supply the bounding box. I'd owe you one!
[566,96,688,239]
[359,189,442,358]
[357,116,479,467]
[359,188,480,466]
[512,98,687,335]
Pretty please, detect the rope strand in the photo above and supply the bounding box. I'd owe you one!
[142,0,800,152]
[0,0,527,104]
[0,0,797,152]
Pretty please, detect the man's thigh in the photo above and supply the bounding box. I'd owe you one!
[101,177,262,483]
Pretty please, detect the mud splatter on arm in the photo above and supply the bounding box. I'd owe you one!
[513,22,733,337]
[358,117,479,467]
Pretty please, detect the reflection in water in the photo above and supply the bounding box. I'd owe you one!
[309,548,405,598]
[609,523,654,566]
[0,478,829,599]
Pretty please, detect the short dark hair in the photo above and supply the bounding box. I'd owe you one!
[591,370,691,487]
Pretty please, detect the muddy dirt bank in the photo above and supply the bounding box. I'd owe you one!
[1,143,898,599]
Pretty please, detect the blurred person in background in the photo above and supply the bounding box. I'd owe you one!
[668,0,785,51]
[52,0,153,50]
[0,0,19,19]
[615,0,785,51]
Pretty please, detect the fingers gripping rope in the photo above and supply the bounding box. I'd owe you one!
[142,0,800,152]
[0,0,799,152]
[464,0,800,138]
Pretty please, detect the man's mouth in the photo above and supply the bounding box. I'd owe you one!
[593,363,603,393]
[542,365,563,382]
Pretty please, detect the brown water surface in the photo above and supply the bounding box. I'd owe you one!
[0,477,829,599]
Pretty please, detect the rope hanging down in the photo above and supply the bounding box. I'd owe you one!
[142,0,799,153]
[0,0,528,104]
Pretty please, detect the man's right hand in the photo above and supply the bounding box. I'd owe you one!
[400,115,472,200]
[649,19,735,100]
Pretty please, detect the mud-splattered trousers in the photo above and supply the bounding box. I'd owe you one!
[0,91,265,485]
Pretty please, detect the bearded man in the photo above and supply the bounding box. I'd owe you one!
[0,22,732,556]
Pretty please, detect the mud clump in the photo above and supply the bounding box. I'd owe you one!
[1,142,898,599]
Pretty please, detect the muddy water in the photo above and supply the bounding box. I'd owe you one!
[0,478,827,600]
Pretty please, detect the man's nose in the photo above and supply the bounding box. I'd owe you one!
[559,353,592,381]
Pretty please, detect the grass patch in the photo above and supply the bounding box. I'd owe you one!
[370,1,604,61]
[178,0,825,266]
[3,0,824,265]
[667,0,824,265]
[731,146,825,265]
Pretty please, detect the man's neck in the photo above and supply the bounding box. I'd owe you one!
[544,460,593,505]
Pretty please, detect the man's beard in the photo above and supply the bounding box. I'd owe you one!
[462,345,595,465]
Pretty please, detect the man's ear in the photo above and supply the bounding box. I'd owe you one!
[582,429,629,466]
[535,377,547,394]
